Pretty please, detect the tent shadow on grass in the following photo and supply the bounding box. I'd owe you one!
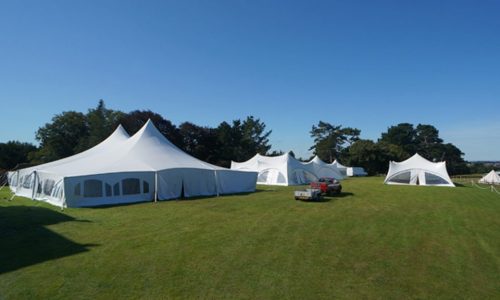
[0,205,97,274]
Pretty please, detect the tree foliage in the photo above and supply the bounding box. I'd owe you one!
[0,141,37,170]
[33,111,89,163]
[179,122,217,162]
[214,117,272,167]
[309,121,360,162]
[76,100,125,152]
[3,100,473,176]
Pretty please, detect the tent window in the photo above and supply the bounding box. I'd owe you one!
[54,182,63,198]
[294,171,305,184]
[277,173,287,184]
[389,172,411,184]
[257,171,269,183]
[113,183,120,196]
[105,183,112,197]
[143,181,149,194]
[43,179,55,195]
[23,174,33,189]
[74,183,81,196]
[84,179,103,197]
[37,183,42,194]
[122,178,140,195]
[424,173,449,185]
[303,171,318,183]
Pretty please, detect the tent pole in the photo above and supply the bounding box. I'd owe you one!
[154,172,158,203]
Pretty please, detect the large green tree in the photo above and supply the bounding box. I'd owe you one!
[0,141,37,170]
[309,121,360,162]
[179,122,217,163]
[214,117,272,167]
[33,111,89,163]
[76,100,125,152]
[379,123,416,157]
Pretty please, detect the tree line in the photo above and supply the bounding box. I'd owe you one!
[309,122,469,175]
[0,100,472,175]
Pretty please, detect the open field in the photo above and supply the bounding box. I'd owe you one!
[1,177,499,299]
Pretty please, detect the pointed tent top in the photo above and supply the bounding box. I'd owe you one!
[107,124,130,140]
[127,118,176,147]
[311,155,325,164]
[332,159,348,169]
[479,170,500,184]
[393,153,444,166]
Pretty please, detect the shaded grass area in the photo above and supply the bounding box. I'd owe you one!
[0,177,499,299]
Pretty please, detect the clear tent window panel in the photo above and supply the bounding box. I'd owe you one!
[23,174,33,189]
[303,171,318,183]
[43,179,55,195]
[122,178,140,195]
[105,183,112,197]
[74,183,81,196]
[389,171,411,184]
[143,181,149,194]
[113,183,120,196]
[84,179,103,197]
[424,173,449,185]
[257,171,269,183]
[277,173,286,184]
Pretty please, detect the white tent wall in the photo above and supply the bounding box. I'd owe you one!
[384,153,455,187]
[64,172,155,207]
[332,160,366,177]
[216,170,257,194]
[347,167,368,177]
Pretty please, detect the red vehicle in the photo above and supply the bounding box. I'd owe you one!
[310,177,342,196]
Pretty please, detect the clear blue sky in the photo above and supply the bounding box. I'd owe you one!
[1,0,499,161]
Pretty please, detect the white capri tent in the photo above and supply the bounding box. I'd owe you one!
[230,153,344,186]
[8,120,257,208]
[384,153,455,187]
[478,170,500,185]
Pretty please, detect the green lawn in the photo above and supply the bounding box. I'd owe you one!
[1,177,499,299]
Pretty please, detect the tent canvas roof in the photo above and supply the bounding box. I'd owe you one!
[38,120,226,177]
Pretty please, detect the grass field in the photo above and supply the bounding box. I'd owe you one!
[1,177,499,299]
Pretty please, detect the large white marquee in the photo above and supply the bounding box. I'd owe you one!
[8,120,257,208]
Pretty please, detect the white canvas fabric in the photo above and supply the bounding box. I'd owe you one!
[384,153,455,187]
[231,154,344,186]
[479,170,500,185]
[8,120,257,207]
[331,160,367,177]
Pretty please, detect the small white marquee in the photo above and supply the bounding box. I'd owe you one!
[384,153,455,187]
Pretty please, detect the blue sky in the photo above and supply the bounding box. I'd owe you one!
[1,0,499,161]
